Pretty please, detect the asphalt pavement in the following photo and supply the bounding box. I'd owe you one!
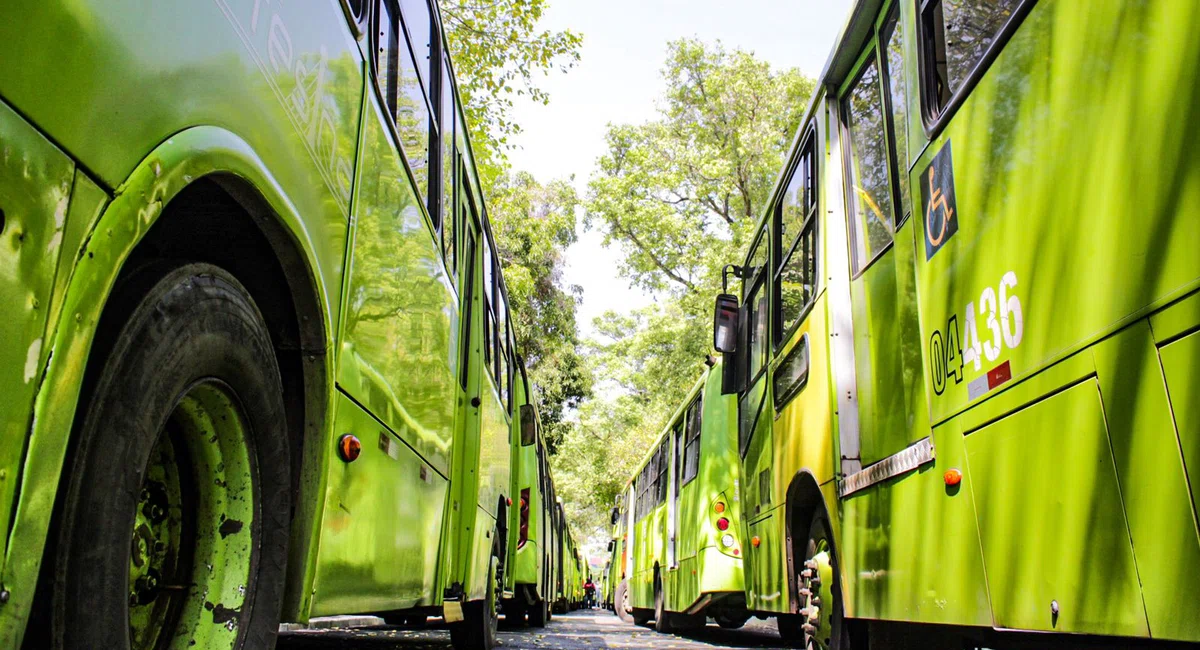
[277,608,791,649]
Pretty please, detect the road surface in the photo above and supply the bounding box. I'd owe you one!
[277,609,790,649]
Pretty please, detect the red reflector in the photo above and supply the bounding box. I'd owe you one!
[944,468,963,486]
[338,434,361,462]
[733,548,740,556]
[716,517,729,531]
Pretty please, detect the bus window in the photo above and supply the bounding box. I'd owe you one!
[483,237,495,371]
[656,438,669,504]
[375,0,401,117]
[843,55,895,274]
[682,396,702,484]
[397,40,432,207]
[920,0,1022,117]
[460,228,477,390]
[881,6,912,219]
[774,134,818,346]
[440,63,456,266]
[672,419,685,497]
[400,0,433,93]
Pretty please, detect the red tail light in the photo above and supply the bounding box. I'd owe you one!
[518,488,530,548]
[716,517,729,531]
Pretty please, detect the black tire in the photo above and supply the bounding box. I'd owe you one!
[528,598,547,627]
[715,613,748,629]
[451,555,499,650]
[54,263,290,650]
[782,512,854,650]
[500,597,525,628]
[614,580,633,624]
[653,578,675,634]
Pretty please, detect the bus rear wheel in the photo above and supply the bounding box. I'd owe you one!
[614,579,633,624]
[781,511,853,650]
[528,598,547,627]
[451,553,499,650]
[653,577,675,634]
[53,263,290,650]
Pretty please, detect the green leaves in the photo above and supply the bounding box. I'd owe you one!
[487,171,591,449]
[556,40,815,544]
[585,38,814,300]
[439,0,582,188]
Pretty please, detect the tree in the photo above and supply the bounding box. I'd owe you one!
[488,171,592,448]
[561,40,816,539]
[439,0,583,188]
[586,39,815,298]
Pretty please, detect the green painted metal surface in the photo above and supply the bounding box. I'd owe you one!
[310,394,448,615]
[0,101,74,566]
[625,366,746,615]
[965,379,1144,636]
[0,0,534,642]
[1160,331,1200,530]
[338,100,457,476]
[717,0,1200,641]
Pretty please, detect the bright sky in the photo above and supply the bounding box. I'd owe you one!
[506,0,855,336]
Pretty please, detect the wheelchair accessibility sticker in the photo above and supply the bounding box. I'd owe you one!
[922,141,958,261]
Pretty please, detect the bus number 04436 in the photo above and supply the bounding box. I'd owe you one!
[929,271,1025,396]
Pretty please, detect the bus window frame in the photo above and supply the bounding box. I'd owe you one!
[369,0,444,242]
[340,0,369,37]
[915,0,1037,138]
[772,127,820,351]
[839,45,898,279]
[681,394,702,486]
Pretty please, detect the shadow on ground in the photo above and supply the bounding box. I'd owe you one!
[277,609,791,650]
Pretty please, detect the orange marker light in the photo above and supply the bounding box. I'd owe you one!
[714,502,726,514]
[751,536,761,548]
[944,468,963,486]
[338,434,361,462]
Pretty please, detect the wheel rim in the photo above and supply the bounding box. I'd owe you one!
[800,536,836,650]
[128,381,257,650]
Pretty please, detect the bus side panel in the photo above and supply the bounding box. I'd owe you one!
[839,384,989,626]
[310,394,447,615]
[338,100,457,476]
[0,104,75,564]
[1159,329,1200,517]
[745,511,785,613]
[1094,323,1200,641]
[965,379,1144,636]
[0,0,359,321]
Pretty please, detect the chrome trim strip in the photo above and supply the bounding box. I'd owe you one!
[838,437,935,498]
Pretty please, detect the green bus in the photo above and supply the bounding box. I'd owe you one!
[552,505,582,613]
[710,0,1200,647]
[0,1,574,648]
[500,365,556,627]
[604,487,629,614]
[616,364,749,633]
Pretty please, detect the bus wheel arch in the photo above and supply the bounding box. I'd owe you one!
[27,144,333,639]
[783,470,830,611]
[111,172,331,615]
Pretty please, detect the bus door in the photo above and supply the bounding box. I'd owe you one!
[668,419,684,568]
[837,6,924,469]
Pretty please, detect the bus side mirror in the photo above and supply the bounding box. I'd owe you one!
[607,540,615,552]
[713,294,739,353]
[520,404,536,446]
[610,507,620,526]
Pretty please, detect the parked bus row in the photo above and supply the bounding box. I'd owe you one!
[610,0,1200,648]
[0,1,583,649]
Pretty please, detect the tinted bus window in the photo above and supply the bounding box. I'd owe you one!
[775,136,818,344]
[682,396,702,484]
[400,0,432,93]
[440,62,456,265]
[881,7,912,219]
[843,56,895,273]
[921,0,1022,115]
[398,43,432,205]
[375,1,400,116]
